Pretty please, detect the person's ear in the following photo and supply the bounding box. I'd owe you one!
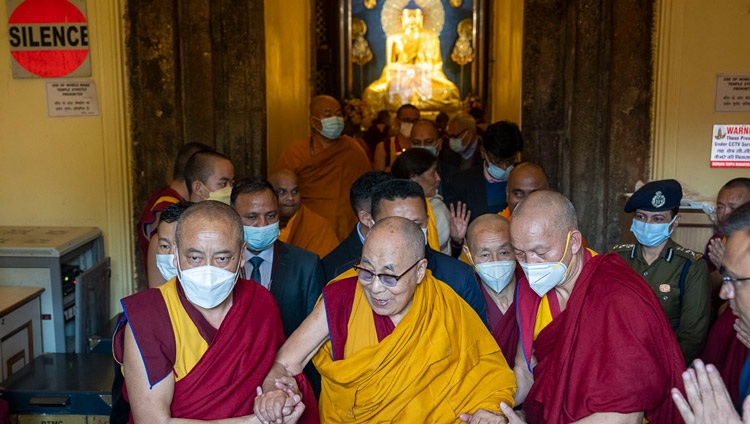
[569,230,583,255]
[415,258,428,284]
[356,210,372,227]
[310,116,321,132]
[192,180,205,198]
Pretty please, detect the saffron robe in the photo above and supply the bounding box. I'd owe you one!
[279,204,340,258]
[312,272,516,422]
[113,278,318,423]
[700,305,749,407]
[136,186,183,263]
[278,135,372,241]
[522,253,685,424]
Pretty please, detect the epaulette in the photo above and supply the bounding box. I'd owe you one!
[672,246,703,262]
[612,243,634,251]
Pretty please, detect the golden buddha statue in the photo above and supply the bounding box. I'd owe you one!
[362,4,461,116]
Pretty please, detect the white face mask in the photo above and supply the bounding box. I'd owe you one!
[449,137,467,154]
[156,253,177,281]
[421,227,429,246]
[176,252,241,309]
[399,122,414,138]
[476,260,516,293]
[518,232,572,297]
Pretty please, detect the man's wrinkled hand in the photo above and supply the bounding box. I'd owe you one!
[499,403,526,424]
[671,359,744,424]
[254,386,300,424]
[735,319,750,350]
[459,408,509,424]
[708,238,726,269]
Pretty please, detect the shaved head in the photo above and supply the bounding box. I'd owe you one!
[268,169,301,221]
[310,95,341,117]
[513,190,578,239]
[367,216,426,264]
[176,200,244,250]
[466,214,510,250]
[507,162,550,214]
[268,168,297,187]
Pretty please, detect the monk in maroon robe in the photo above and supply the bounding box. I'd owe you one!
[115,201,316,423]
[501,190,686,424]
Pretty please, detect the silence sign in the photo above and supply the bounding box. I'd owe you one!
[7,0,91,78]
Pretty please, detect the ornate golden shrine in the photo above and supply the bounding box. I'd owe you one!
[361,0,462,116]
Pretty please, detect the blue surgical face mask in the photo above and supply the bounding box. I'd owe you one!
[630,216,676,247]
[476,260,516,293]
[449,137,467,154]
[413,145,438,156]
[317,116,345,140]
[487,162,513,181]
[243,221,280,252]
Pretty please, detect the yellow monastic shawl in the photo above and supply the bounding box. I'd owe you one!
[279,204,340,258]
[312,270,516,422]
[424,198,441,252]
[534,248,600,339]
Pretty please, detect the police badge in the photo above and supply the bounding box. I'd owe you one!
[652,191,666,208]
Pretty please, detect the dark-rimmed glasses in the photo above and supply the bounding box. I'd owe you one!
[719,265,750,287]
[353,259,421,288]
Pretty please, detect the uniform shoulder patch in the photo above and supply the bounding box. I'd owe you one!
[673,246,703,261]
[612,243,634,251]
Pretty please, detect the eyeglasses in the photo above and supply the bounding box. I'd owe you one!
[446,128,469,138]
[719,266,750,286]
[353,259,422,288]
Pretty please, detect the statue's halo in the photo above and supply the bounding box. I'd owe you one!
[381,0,445,37]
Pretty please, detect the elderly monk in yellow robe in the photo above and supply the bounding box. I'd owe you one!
[255,216,516,424]
[269,168,339,258]
[277,95,372,240]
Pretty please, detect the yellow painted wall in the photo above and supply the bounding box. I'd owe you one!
[489,0,523,125]
[652,1,750,199]
[265,0,312,170]
[0,2,132,312]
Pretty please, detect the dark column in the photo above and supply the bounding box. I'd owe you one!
[127,0,267,288]
[522,0,653,251]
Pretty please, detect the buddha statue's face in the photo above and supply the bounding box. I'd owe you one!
[401,9,423,33]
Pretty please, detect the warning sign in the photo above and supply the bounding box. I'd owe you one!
[45,80,99,117]
[710,125,750,168]
[7,0,91,79]
[715,75,750,113]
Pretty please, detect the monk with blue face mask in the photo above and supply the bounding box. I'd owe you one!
[613,179,711,365]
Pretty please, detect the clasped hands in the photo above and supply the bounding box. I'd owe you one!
[254,376,304,424]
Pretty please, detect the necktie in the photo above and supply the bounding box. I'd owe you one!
[249,256,263,283]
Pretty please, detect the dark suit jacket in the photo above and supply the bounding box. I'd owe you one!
[269,241,326,396]
[322,228,363,282]
[438,142,483,185]
[425,247,487,325]
[444,165,507,222]
[269,241,326,337]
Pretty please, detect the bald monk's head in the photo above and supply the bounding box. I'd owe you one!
[506,162,549,214]
[184,151,235,202]
[268,168,301,226]
[510,191,583,292]
[358,216,428,326]
[466,214,514,265]
[174,201,246,309]
[309,95,344,141]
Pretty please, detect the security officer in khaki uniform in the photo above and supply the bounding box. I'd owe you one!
[613,179,711,364]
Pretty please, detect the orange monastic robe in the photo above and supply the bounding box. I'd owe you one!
[313,271,516,422]
[279,204,340,258]
[278,136,372,241]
